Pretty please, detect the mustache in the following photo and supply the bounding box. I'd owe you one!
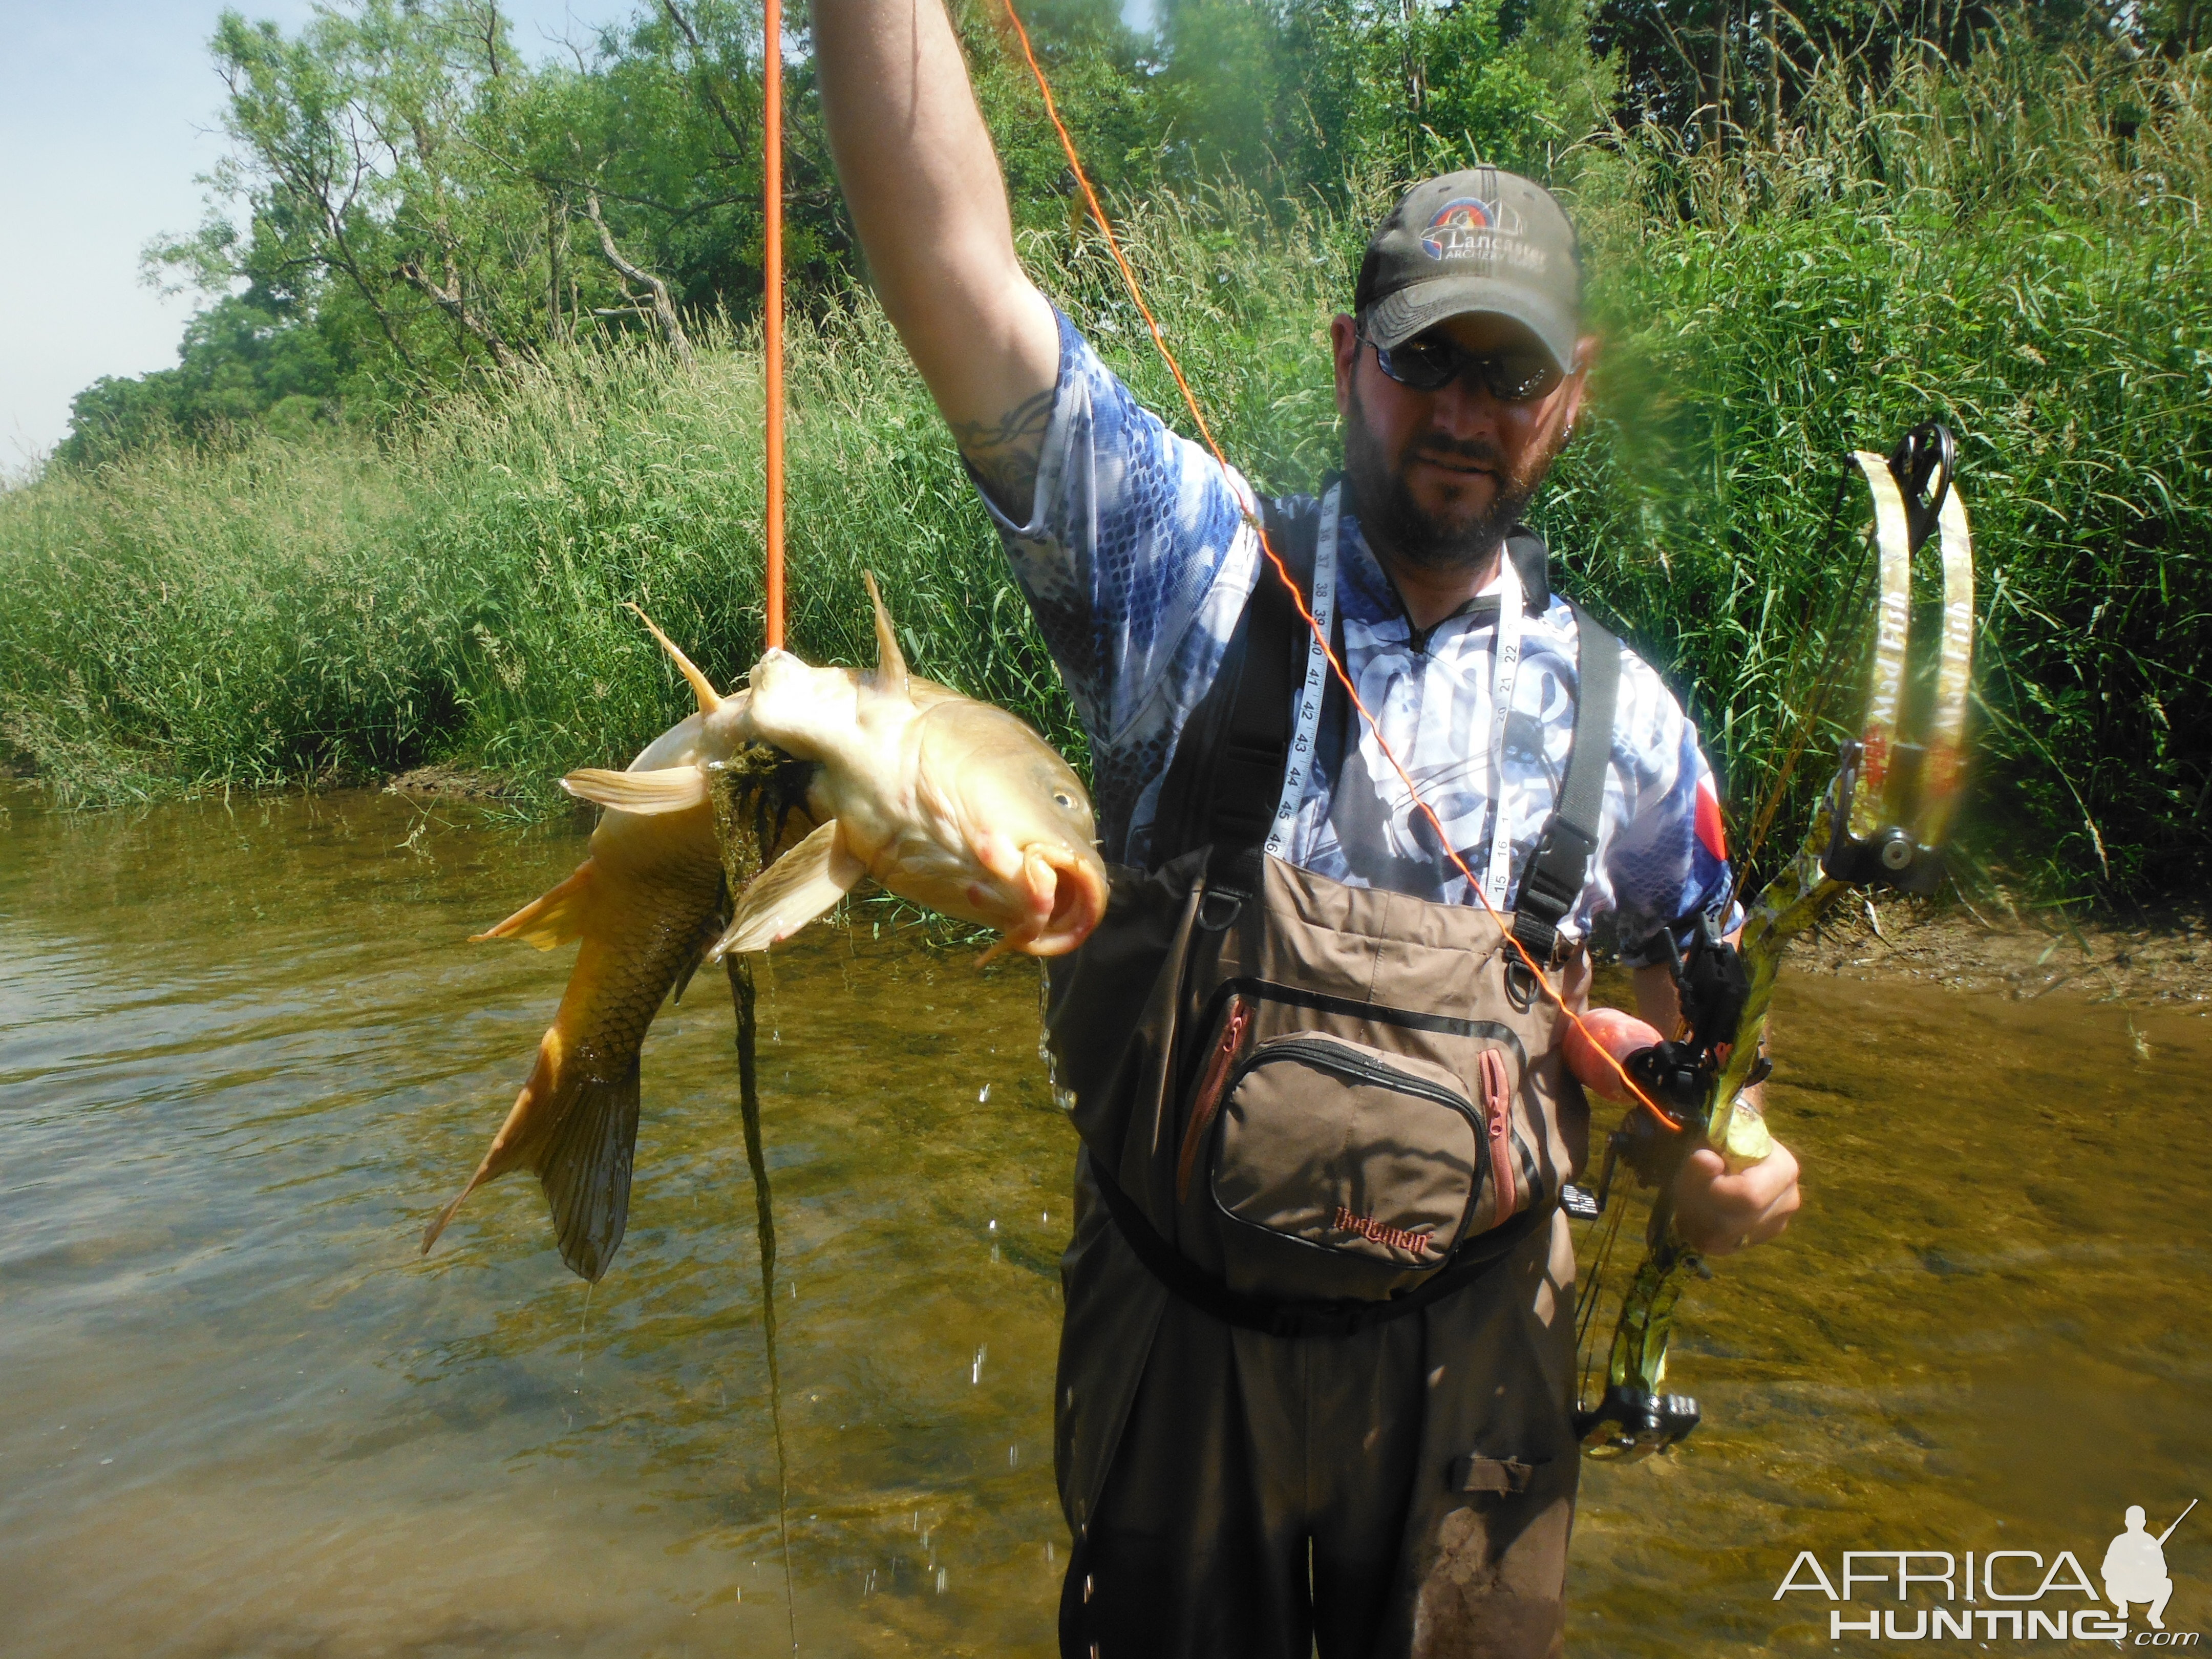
[1405,437,1504,469]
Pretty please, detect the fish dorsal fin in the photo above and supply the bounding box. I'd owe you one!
[625,602,723,716]
[863,571,909,697]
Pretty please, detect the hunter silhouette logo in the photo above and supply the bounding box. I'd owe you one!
[2107,1501,2194,1630]
[1772,1497,2200,1643]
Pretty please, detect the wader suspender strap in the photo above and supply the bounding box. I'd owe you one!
[1508,603,1621,965]
[1145,492,1324,885]
[1200,496,1315,902]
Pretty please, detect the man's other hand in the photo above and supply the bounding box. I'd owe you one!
[1670,1139,1801,1257]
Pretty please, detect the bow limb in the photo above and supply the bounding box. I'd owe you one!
[1576,422,1974,1461]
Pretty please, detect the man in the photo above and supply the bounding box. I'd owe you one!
[815,4,1801,1653]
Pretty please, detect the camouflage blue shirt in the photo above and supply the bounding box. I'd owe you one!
[981,310,1734,964]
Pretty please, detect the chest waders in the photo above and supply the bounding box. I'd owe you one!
[1047,486,1621,1331]
[1045,485,1622,1659]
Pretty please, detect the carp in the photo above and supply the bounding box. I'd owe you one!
[421,577,1107,1280]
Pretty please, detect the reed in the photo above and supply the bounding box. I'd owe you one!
[3,46,2205,902]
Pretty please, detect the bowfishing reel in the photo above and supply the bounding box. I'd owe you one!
[1591,912,1769,1208]
[1576,1384,1703,1459]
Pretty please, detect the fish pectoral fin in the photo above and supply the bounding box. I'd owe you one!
[560,765,708,815]
[709,819,865,958]
[536,1057,643,1283]
[473,861,596,951]
[863,570,910,698]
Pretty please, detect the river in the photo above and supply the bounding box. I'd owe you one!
[3,789,2205,1654]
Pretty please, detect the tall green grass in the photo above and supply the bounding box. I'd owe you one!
[3,46,2206,901]
[1553,46,2212,897]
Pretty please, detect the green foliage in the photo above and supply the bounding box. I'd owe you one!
[12,4,2210,901]
[70,0,1615,460]
[1546,47,2212,895]
[56,295,347,467]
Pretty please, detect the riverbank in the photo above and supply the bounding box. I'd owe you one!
[1789,899,2212,1008]
[6,63,2211,903]
[370,770,2212,1007]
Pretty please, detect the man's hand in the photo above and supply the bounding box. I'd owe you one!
[1670,1140,1800,1257]
[815,0,1059,518]
[1630,958,1803,1256]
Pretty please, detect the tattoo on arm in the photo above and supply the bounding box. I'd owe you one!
[950,388,1055,520]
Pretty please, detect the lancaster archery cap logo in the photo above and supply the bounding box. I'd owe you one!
[1418,196,1546,273]
[1772,1499,2200,1645]
[1421,197,1524,257]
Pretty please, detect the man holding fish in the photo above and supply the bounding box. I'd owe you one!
[429,5,1800,1653]
[803,3,1805,1654]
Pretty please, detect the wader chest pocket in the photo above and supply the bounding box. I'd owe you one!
[1209,1033,1512,1302]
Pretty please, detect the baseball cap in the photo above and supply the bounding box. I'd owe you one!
[1353,167,1583,370]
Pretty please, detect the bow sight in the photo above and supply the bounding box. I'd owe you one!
[1571,421,1975,1461]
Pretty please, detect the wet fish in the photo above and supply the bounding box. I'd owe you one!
[421,577,1107,1280]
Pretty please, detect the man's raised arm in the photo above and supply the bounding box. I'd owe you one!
[814,0,1061,517]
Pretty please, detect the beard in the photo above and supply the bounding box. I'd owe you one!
[1342,381,1554,573]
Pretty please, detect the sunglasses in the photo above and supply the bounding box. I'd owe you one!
[1362,330,1566,403]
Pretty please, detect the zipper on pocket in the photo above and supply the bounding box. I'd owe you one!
[1477,1046,1525,1229]
[1177,995,1252,1203]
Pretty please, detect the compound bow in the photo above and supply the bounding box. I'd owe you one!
[1572,421,1976,1459]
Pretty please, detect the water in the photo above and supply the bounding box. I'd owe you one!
[3,789,2206,1654]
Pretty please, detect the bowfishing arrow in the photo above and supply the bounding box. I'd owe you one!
[1572,420,1976,1460]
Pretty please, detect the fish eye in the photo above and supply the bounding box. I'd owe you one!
[1053,792,1074,809]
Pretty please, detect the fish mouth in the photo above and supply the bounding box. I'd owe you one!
[994,842,1108,959]
[1030,844,1109,955]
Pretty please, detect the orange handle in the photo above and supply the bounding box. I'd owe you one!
[1562,1007,1666,1102]
[762,0,785,651]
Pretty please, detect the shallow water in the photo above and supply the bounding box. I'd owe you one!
[2,788,2205,1655]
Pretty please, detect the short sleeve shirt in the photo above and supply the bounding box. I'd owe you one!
[979,310,1735,964]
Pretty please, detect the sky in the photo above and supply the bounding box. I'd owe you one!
[0,0,1158,474]
[0,0,631,471]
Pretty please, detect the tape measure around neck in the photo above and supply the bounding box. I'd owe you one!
[1263,482,1339,859]
[1480,550,1526,908]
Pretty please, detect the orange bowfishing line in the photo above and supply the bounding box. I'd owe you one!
[762,0,786,650]
[995,0,1674,1126]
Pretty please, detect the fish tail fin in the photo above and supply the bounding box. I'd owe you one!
[473,861,597,951]
[420,1177,483,1259]
[538,1057,642,1282]
[420,1028,641,1282]
[863,571,909,697]
[626,602,724,716]
[422,1035,560,1260]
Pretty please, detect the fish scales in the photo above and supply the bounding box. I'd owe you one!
[422,579,1105,1280]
